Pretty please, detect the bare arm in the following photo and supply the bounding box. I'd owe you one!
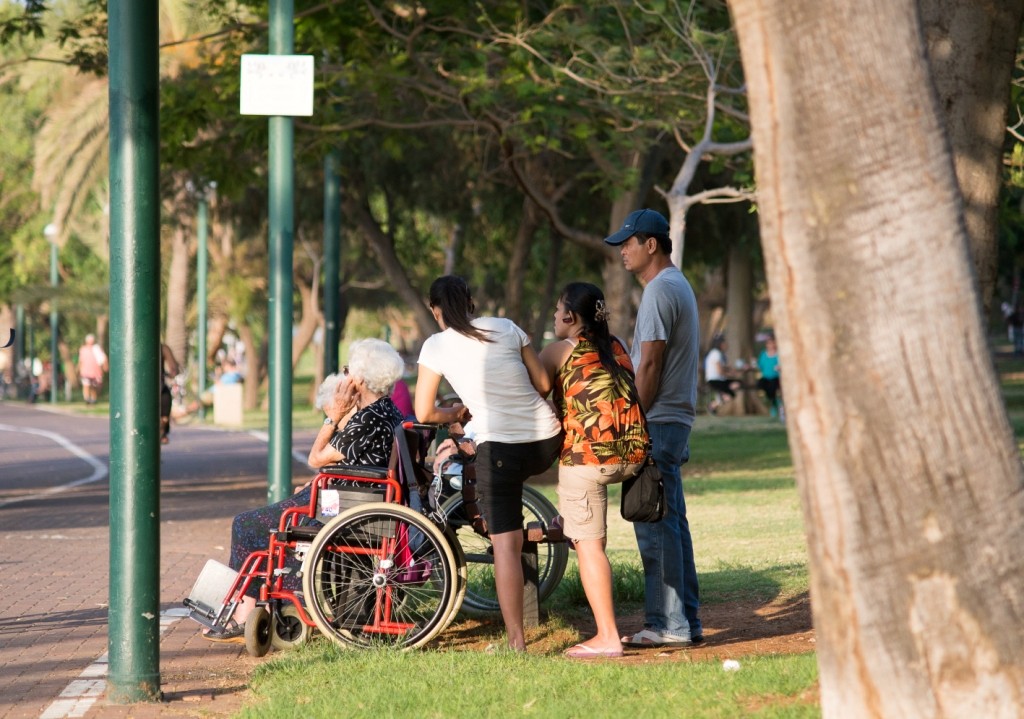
[537,339,572,397]
[634,339,667,411]
[413,364,469,425]
[307,380,359,468]
[523,343,554,397]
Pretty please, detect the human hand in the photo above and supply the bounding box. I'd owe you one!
[451,403,472,424]
[328,377,359,418]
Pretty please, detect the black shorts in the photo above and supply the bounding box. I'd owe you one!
[475,433,562,534]
[708,379,736,397]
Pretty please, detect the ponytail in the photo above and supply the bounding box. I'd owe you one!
[428,276,493,343]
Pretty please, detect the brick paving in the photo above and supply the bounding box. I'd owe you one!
[0,402,318,719]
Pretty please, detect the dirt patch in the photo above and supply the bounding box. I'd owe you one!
[440,592,815,662]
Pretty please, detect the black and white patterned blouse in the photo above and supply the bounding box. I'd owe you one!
[328,396,404,466]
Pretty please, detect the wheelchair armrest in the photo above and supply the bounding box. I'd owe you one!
[318,464,389,479]
[280,525,321,542]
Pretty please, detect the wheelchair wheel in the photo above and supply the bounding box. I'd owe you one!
[270,603,310,651]
[440,525,468,630]
[244,606,272,657]
[440,484,568,613]
[301,503,458,650]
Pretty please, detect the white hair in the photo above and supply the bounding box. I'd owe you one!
[315,373,344,410]
[347,339,404,395]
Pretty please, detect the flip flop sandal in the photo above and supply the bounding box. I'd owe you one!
[564,643,624,659]
[622,628,692,648]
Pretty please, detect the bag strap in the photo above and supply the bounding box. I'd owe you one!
[621,368,654,455]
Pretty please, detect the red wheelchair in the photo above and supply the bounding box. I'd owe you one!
[185,424,468,655]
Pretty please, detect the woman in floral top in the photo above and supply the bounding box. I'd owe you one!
[540,282,648,659]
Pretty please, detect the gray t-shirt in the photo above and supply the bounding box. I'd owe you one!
[630,266,700,426]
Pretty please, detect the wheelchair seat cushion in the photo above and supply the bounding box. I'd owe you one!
[318,463,389,479]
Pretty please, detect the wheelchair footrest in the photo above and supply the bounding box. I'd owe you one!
[524,520,566,543]
[185,559,238,611]
[184,559,239,628]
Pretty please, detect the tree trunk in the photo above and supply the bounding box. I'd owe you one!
[725,245,754,363]
[730,0,1024,716]
[238,323,261,411]
[696,266,726,356]
[444,221,462,276]
[604,188,650,340]
[506,196,543,329]
[533,228,563,344]
[919,0,1024,318]
[346,197,437,341]
[291,276,321,370]
[164,222,191,367]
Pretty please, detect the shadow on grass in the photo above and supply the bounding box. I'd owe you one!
[547,562,812,650]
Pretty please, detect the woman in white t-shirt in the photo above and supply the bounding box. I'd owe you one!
[414,275,562,652]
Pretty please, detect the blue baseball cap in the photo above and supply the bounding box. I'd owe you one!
[603,208,670,246]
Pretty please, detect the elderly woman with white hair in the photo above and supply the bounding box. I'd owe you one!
[307,338,406,468]
[205,338,405,642]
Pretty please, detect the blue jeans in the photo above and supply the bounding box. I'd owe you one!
[633,422,701,637]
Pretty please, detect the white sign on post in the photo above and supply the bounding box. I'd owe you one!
[239,54,314,117]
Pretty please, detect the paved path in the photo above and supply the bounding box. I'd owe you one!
[0,401,318,719]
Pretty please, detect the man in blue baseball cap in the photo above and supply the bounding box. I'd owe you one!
[605,208,703,648]
[603,208,671,246]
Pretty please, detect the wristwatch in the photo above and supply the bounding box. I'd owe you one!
[323,417,335,426]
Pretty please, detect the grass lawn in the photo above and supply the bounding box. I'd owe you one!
[241,649,819,719]
[62,339,1012,717]
[235,404,818,718]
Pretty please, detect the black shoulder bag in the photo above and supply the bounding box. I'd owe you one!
[619,382,666,523]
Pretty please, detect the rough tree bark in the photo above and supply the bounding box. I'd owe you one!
[919,0,1024,317]
[730,0,1024,716]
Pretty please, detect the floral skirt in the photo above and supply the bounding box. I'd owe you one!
[229,486,319,598]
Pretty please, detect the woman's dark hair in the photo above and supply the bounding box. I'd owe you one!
[429,275,493,342]
[559,282,626,379]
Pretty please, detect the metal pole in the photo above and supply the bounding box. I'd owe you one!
[49,239,58,404]
[106,0,161,703]
[196,196,208,420]
[267,0,295,504]
[15,304,24,395]
[323,150,341,376]
[27,317,34,391]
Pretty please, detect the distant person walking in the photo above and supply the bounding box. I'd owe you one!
[604,208,703,647]
[77,334,107,405]
[756,334,782,419]
[160,344,180,444]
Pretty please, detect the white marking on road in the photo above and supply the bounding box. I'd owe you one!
[38,609,187,719]
[0,424,108,508]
